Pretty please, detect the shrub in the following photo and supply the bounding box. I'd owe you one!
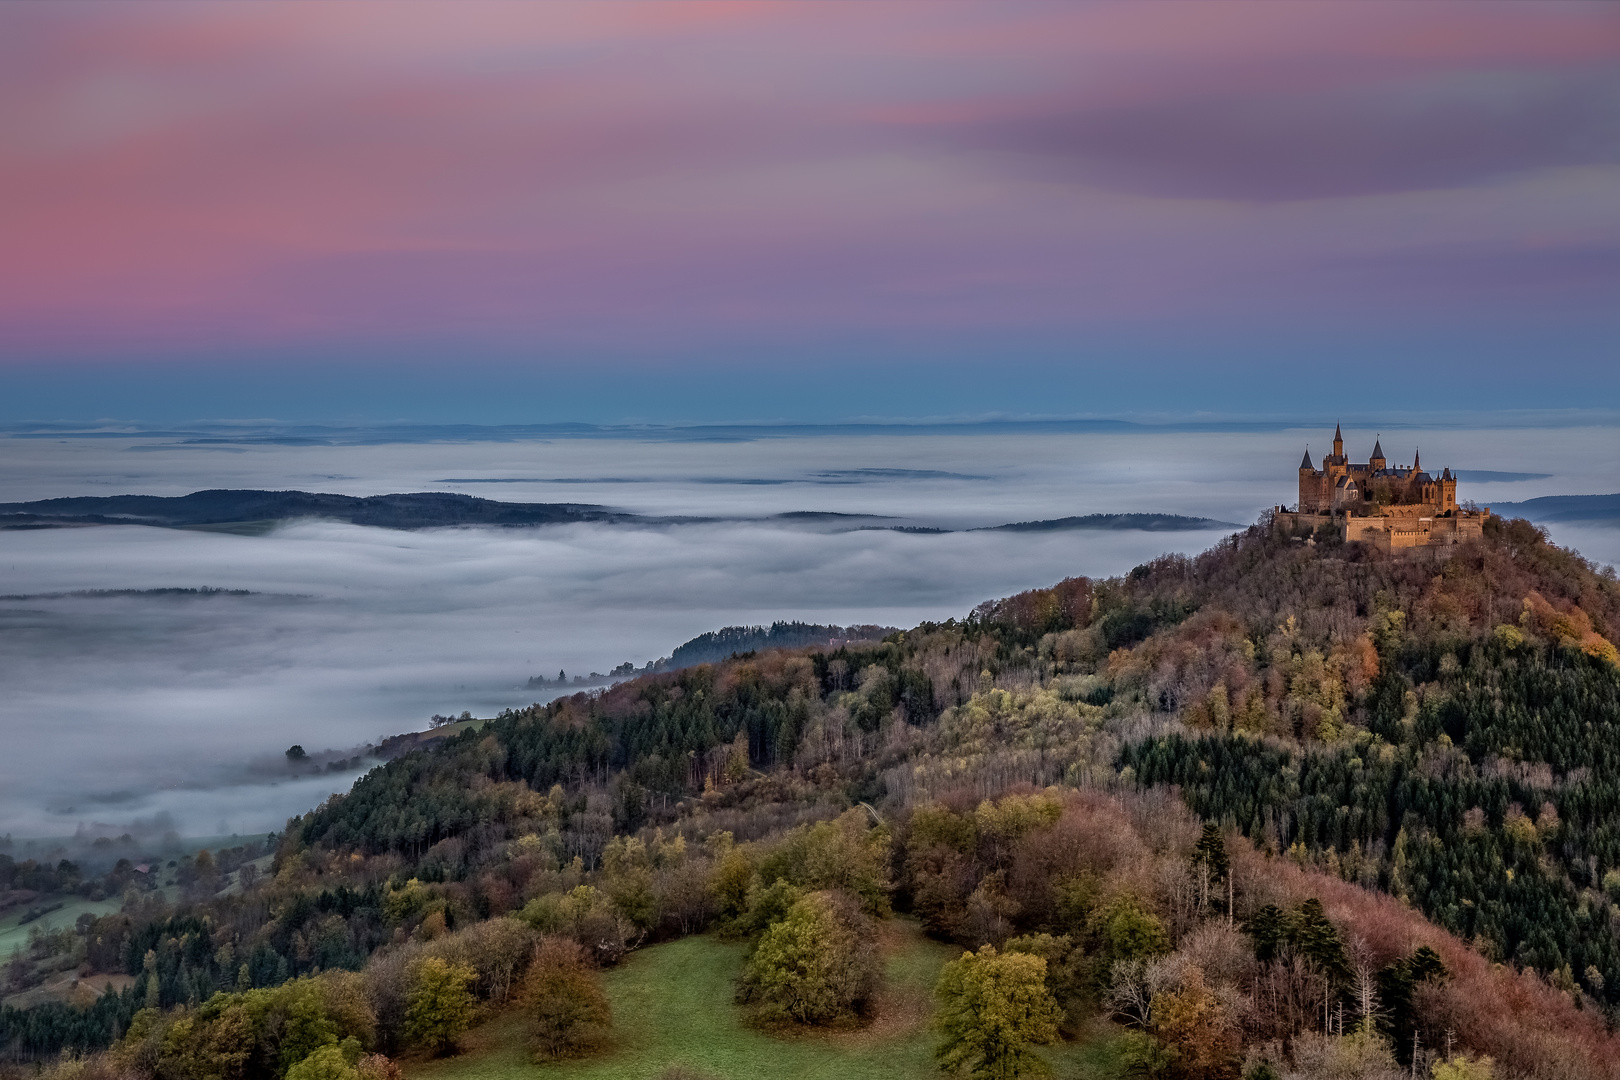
[737,890,876,1025]
[524,937,613,1059]
[1432,1056,1494,1080]
[1281,1030,1402,1080]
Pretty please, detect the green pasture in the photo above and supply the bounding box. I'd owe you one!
[0,896,121,956]
[408,921,1127,1080]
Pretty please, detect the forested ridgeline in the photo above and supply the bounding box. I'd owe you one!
[5,513,1619,1080]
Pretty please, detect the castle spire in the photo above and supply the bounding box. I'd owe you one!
[1371,436,1384,459]
[1332,422,1344,459]
[1413,447,1420,471]
[1300,447,1314,470]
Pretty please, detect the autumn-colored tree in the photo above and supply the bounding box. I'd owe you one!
[1003,933,1085,1008]
[108,971,375,1080]
[192,849,220,893]
[285,1042,360,1080]
[518,884,634,965]
[736,877,805,937]
[524,937,612,1059]
[403,957,476,1055]
[756,809,893,916]
[706,832,754,926]
[1520,591,1618,665]
[355,1055,402,1080]
[936,945,1062,1079]
[1090,896,1172,968]
[1151,967,1238,1080]
[737,890,875,1025]
[601,836,659,931]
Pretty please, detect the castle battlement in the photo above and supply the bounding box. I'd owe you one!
[1276,425,1490,549]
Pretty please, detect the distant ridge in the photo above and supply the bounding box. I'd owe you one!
[661,621,895,669]
[0,490,1242,535]
[1491,493,1620,524]
[976,513,1240,533]
[522,621,899,695]
[0,490,626,531]
[0,587,260,601]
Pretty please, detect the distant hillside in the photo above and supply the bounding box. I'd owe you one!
[662,620,895,668]
[0,490,626,531]
[977,512,1240,532]
[0,489,1247,535]
[519,623,898,697]
[1489,492,1620,524]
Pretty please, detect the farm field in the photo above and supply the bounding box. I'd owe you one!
[407,919,1128,1080]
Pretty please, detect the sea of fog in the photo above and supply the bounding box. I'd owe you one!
[1,424,1615,842]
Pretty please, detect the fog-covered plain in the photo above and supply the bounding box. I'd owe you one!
[1,425,1614,839]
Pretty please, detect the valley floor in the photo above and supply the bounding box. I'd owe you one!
[406,919,1127,1080]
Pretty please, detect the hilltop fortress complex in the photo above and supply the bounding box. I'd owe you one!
[1276,425,1491,549]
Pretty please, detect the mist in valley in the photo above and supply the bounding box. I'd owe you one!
[1,424,1614,842]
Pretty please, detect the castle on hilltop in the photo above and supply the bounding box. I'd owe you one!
[1277,425,1490,549]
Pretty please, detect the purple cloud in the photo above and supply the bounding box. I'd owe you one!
[944,68,1620,201]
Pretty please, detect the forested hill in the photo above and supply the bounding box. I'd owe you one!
[0,490,624,530]
[977,512,1241,532]
[661,621,896,669]
[9,511,1620,1077]
[294,512,1618,988]
[1490,493,1620,525]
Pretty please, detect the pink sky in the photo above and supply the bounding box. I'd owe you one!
[2,1,1616,418]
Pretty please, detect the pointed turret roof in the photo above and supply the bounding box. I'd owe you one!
[1413,448,1420,470]
[1371,437,1384,459]
[1300,447,1314,470]
[1333,422,1342,441]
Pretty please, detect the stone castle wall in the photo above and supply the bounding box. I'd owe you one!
[1275,506,1489,550]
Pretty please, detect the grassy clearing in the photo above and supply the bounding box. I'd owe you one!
[0,896,120,956]
[408,920,1127,1080]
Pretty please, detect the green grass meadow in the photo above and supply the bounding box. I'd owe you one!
[408,921,1127,1080]
[0,896,122,956]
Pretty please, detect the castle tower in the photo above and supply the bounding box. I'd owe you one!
[1370,437,1386,473]
[1298,447,1318,512]
[1332,423,1344,461]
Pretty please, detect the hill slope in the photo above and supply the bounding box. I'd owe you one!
[6,512,1620,1079]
